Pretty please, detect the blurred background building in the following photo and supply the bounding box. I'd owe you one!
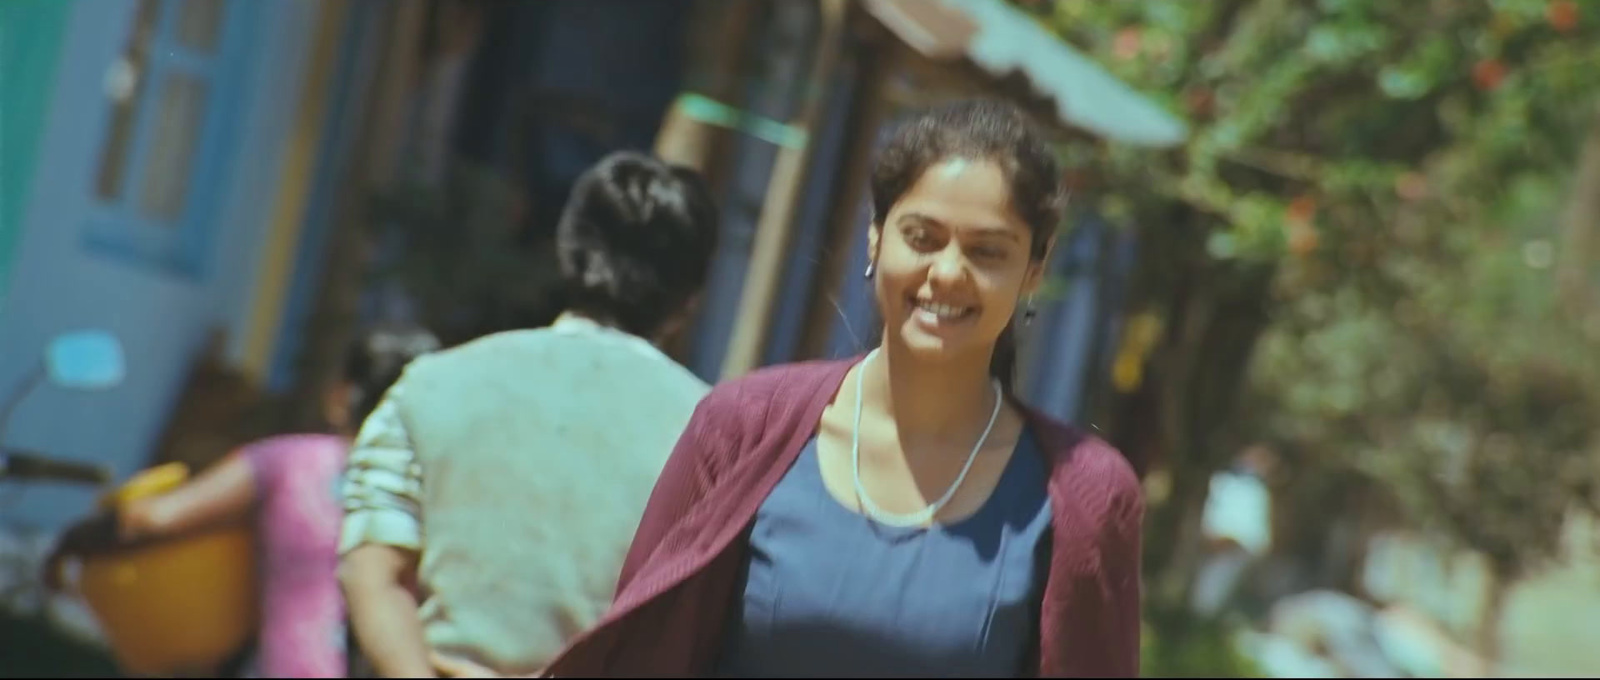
[0,0,1183,530]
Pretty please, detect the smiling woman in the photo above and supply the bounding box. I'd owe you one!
[542,99,1144,679]
[864,99,1062,395]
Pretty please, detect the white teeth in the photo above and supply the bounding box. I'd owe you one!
[915,300,970,319]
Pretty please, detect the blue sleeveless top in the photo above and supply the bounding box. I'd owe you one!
[714,431,1053,677]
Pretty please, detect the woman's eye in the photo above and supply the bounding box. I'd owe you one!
[905,229,937,249]
[972,246,1008,261]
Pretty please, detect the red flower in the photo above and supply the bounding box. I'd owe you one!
[1548,0,1580,33]
[1113,28,1142,60]
[1184,87,1215,118]
[1472,59,1508,91]
[1285,195,1318,257]
[1286,195,1317,226]
[1288,225,1319,257]
[1395,172,1430,202]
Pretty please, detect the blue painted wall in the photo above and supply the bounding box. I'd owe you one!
[0,0,323,529]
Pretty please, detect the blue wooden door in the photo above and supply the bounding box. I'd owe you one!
[0,0,265,527]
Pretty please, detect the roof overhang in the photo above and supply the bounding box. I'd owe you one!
[861,0,1189,149]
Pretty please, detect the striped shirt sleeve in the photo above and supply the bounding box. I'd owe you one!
[338,380,424,555]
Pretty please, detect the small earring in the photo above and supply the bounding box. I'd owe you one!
[1021,297,1037,325]
[863,261,876,279]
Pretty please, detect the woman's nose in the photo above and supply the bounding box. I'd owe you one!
[927,246,969,283]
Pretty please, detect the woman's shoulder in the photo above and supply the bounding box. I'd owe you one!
[1019,408,1142,515]
[237,433,349,485]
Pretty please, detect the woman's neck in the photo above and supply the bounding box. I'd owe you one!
[862,339,998,446]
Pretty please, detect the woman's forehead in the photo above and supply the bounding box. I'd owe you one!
[893,160,1028,236]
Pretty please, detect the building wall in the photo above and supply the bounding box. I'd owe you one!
[0,0,329,529]
[686,0,820,381]
[262,0,391,392]
[0,1,74,308]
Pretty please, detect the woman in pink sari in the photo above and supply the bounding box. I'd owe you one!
[45,327,439,677]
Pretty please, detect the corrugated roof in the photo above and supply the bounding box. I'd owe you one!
[864,0,1189,149]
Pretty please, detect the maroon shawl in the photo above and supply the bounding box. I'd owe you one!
[543,356,1144,677]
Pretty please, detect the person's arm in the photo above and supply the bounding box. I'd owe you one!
[121,450,258,542]
[343,543,431,677]
[1082,461,1146,680]
[337,386,434,679]
[42,450,259,590]
[1102,478,1145,678]
[429,652,544,679]
[1043,441,1145,679]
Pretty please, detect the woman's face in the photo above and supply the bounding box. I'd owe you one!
[869,157,1050,364]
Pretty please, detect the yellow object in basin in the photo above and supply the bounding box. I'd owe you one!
[75,462,260,676]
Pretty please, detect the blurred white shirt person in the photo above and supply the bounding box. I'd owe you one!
[337,151,721,678]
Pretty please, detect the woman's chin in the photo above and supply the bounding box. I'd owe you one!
[889,324,977,361]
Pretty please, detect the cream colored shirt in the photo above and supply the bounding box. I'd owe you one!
[339,316,709,674]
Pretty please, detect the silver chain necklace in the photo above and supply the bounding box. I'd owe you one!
[850,348,1003,527]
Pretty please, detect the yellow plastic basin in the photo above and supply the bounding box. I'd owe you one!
[74,462,259,676]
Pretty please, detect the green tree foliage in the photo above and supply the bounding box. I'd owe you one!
[1021,0,1600,654]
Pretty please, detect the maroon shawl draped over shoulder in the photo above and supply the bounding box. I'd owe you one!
[543,357,1144,677]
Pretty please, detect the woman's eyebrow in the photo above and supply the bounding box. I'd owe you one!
[965,226,1022,242]
[898,212,1021,242]
[897,212,945,229]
